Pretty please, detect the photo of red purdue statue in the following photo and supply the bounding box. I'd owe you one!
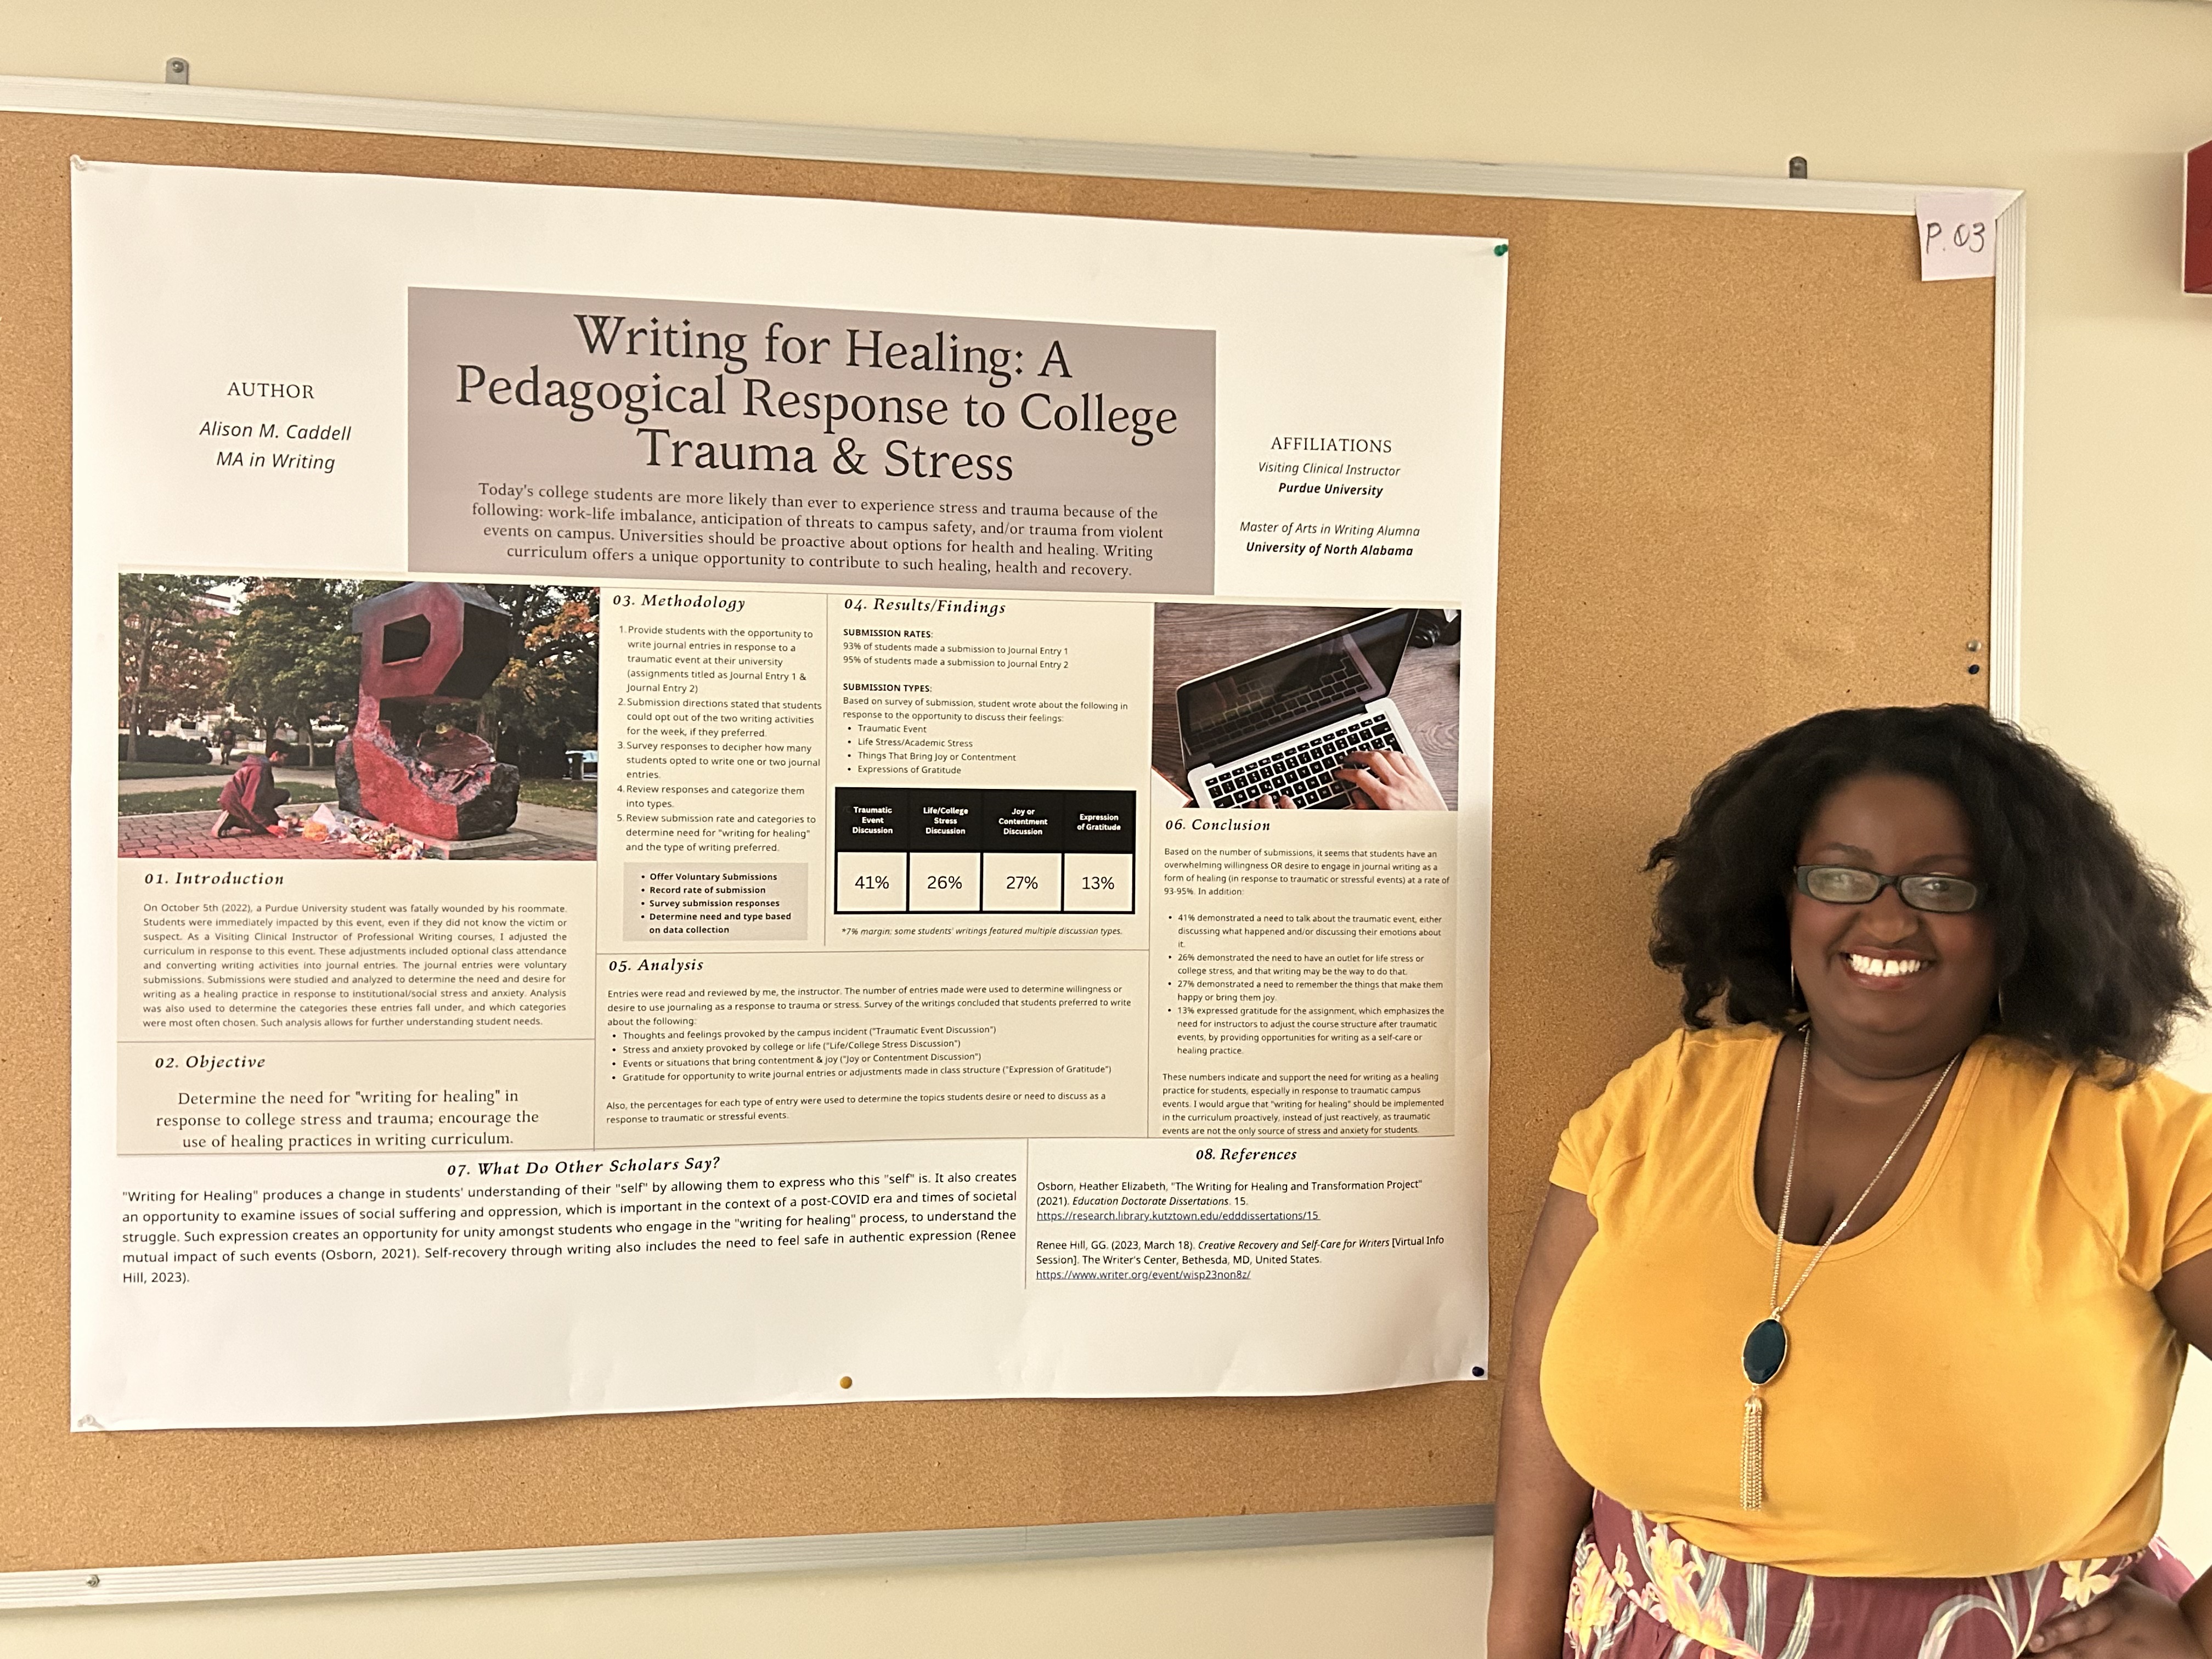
[335,582,522,842]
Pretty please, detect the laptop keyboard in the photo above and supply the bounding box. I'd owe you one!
[1208,713,1401,809]
[1199,659,1369,755]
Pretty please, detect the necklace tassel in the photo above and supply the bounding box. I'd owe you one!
[1736,1036,1958,1514]
[1740,1391,1767,1510]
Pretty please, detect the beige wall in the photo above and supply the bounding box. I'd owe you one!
[7,1,2212,1652]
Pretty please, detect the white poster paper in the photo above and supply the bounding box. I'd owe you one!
[72,160,1502,1429]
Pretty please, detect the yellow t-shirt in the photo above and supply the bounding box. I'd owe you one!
[1543,1025,2212,1577]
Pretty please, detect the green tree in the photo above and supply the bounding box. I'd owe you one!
[479,585,600,774]
[117,575,231,761]
[223,580,363,768]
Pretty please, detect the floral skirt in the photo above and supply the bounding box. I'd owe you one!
[1564,1492,2192,1658]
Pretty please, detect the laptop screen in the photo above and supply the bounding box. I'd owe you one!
[1178,608,1417,768]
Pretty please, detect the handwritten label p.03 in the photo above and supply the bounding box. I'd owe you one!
[1915,191,2002,281]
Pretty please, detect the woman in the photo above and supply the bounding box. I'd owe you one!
[1492,704,2212,1657]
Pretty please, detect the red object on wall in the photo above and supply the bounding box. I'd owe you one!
[2190,139,2212,295]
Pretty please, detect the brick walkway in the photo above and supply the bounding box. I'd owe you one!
[118,811,596,861]
[119,811,377,859]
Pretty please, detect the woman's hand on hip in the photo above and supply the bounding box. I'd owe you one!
[2030,1580,2209,1655]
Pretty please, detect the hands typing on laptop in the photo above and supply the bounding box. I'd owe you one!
[1177,609,1451,812]
[1240,744,1447,811]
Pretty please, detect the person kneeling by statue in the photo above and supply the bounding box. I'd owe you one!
[210,738,292,837]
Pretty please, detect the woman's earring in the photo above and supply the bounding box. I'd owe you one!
[1789,966,1799,1009]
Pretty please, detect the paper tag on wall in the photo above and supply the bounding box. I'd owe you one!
[1915,191,2002,281]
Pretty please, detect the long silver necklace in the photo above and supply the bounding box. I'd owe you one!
[1739,1029,1960,1510]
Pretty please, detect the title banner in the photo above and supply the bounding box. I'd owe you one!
[408,288,1216,595]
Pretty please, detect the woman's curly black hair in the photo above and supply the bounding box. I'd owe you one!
[1646,704,2202,1082]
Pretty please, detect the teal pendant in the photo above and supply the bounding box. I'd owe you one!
[1742,1317,1788,1386]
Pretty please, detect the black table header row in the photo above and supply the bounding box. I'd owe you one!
[835,788,1137,851]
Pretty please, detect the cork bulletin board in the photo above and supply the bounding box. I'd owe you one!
[0,106,1994,1573]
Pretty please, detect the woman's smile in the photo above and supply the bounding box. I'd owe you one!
[1841,951,1929,983]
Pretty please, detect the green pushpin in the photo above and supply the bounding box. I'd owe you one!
[1494,241,1508,255]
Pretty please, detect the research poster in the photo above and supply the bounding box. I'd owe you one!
[71,161,1504,1429]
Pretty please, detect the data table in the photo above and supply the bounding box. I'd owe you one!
[833,788,1137,915]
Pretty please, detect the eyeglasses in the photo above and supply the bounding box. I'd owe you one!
[1792,865,1985,914]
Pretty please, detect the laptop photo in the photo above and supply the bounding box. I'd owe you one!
[1176,608,1431,809]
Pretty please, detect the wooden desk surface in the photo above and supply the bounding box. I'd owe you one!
[1150,605,1462,809]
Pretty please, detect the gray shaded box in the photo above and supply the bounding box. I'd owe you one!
[410,287,1216,596]
[623,862,808,943]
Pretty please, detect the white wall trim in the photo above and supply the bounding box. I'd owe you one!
[1988,194,2028,720]
[8,74,1999,217]
[0,1504,1493,1610]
